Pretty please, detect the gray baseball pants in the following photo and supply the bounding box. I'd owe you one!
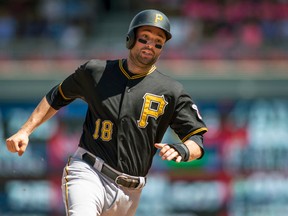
[61,147,143,216]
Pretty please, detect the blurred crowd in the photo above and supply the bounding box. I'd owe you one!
[0,0,288,59]
[0,0,101,58]
[178,0,288,59]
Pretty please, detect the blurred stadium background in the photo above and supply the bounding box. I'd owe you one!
[1,0,288,216]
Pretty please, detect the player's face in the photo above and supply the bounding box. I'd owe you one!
[130,26,166,66]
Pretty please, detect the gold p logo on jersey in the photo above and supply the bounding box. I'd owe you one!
[138,93,168,128]
[154,14,163,23]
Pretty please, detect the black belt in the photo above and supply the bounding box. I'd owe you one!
[82,153,146,189]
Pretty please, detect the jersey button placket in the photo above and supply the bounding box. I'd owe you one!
[117,83,130,168]
[126,80,132,93]
[117,117,126,166]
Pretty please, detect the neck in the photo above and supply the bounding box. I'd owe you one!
[127,56,155,75]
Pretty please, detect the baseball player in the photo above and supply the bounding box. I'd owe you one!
[6,9,208,216]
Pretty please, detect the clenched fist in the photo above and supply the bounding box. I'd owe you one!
[6,130,29,156]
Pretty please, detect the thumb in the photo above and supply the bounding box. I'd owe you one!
[18,143,28,156]
[154,143,166,149]
[17,141,28,156]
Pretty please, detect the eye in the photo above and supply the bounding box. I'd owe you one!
[140,34,147,39]
[155,39,161,43]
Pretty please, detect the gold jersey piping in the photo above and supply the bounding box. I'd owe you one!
[119,59,156,79]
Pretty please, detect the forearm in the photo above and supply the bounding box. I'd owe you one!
[184,139,203,161]
[19,97,58,135]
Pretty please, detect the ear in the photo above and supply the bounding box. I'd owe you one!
[126,30,135,49]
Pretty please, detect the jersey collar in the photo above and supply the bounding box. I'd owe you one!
[118,59,156,79]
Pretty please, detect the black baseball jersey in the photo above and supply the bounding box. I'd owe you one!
[46,59,208,176]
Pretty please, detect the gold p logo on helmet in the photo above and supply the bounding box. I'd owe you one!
[154,14,163,23]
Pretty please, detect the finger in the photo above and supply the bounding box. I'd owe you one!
[175,156,182,163]
[154,143,166,149]
[7,137,23,154]
[6,139,17,152]
[161,147,176,159]
[18,143,27,156]
[165,151,179,161]
[158,145,171,157]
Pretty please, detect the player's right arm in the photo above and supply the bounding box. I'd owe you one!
[6,59,102,156]
[6,97,58,156]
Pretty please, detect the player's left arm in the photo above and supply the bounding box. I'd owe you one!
[155,84,208,162]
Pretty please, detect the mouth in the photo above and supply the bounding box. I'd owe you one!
[141,49,154,57]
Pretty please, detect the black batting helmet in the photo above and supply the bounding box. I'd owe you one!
[126,9,172,49]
